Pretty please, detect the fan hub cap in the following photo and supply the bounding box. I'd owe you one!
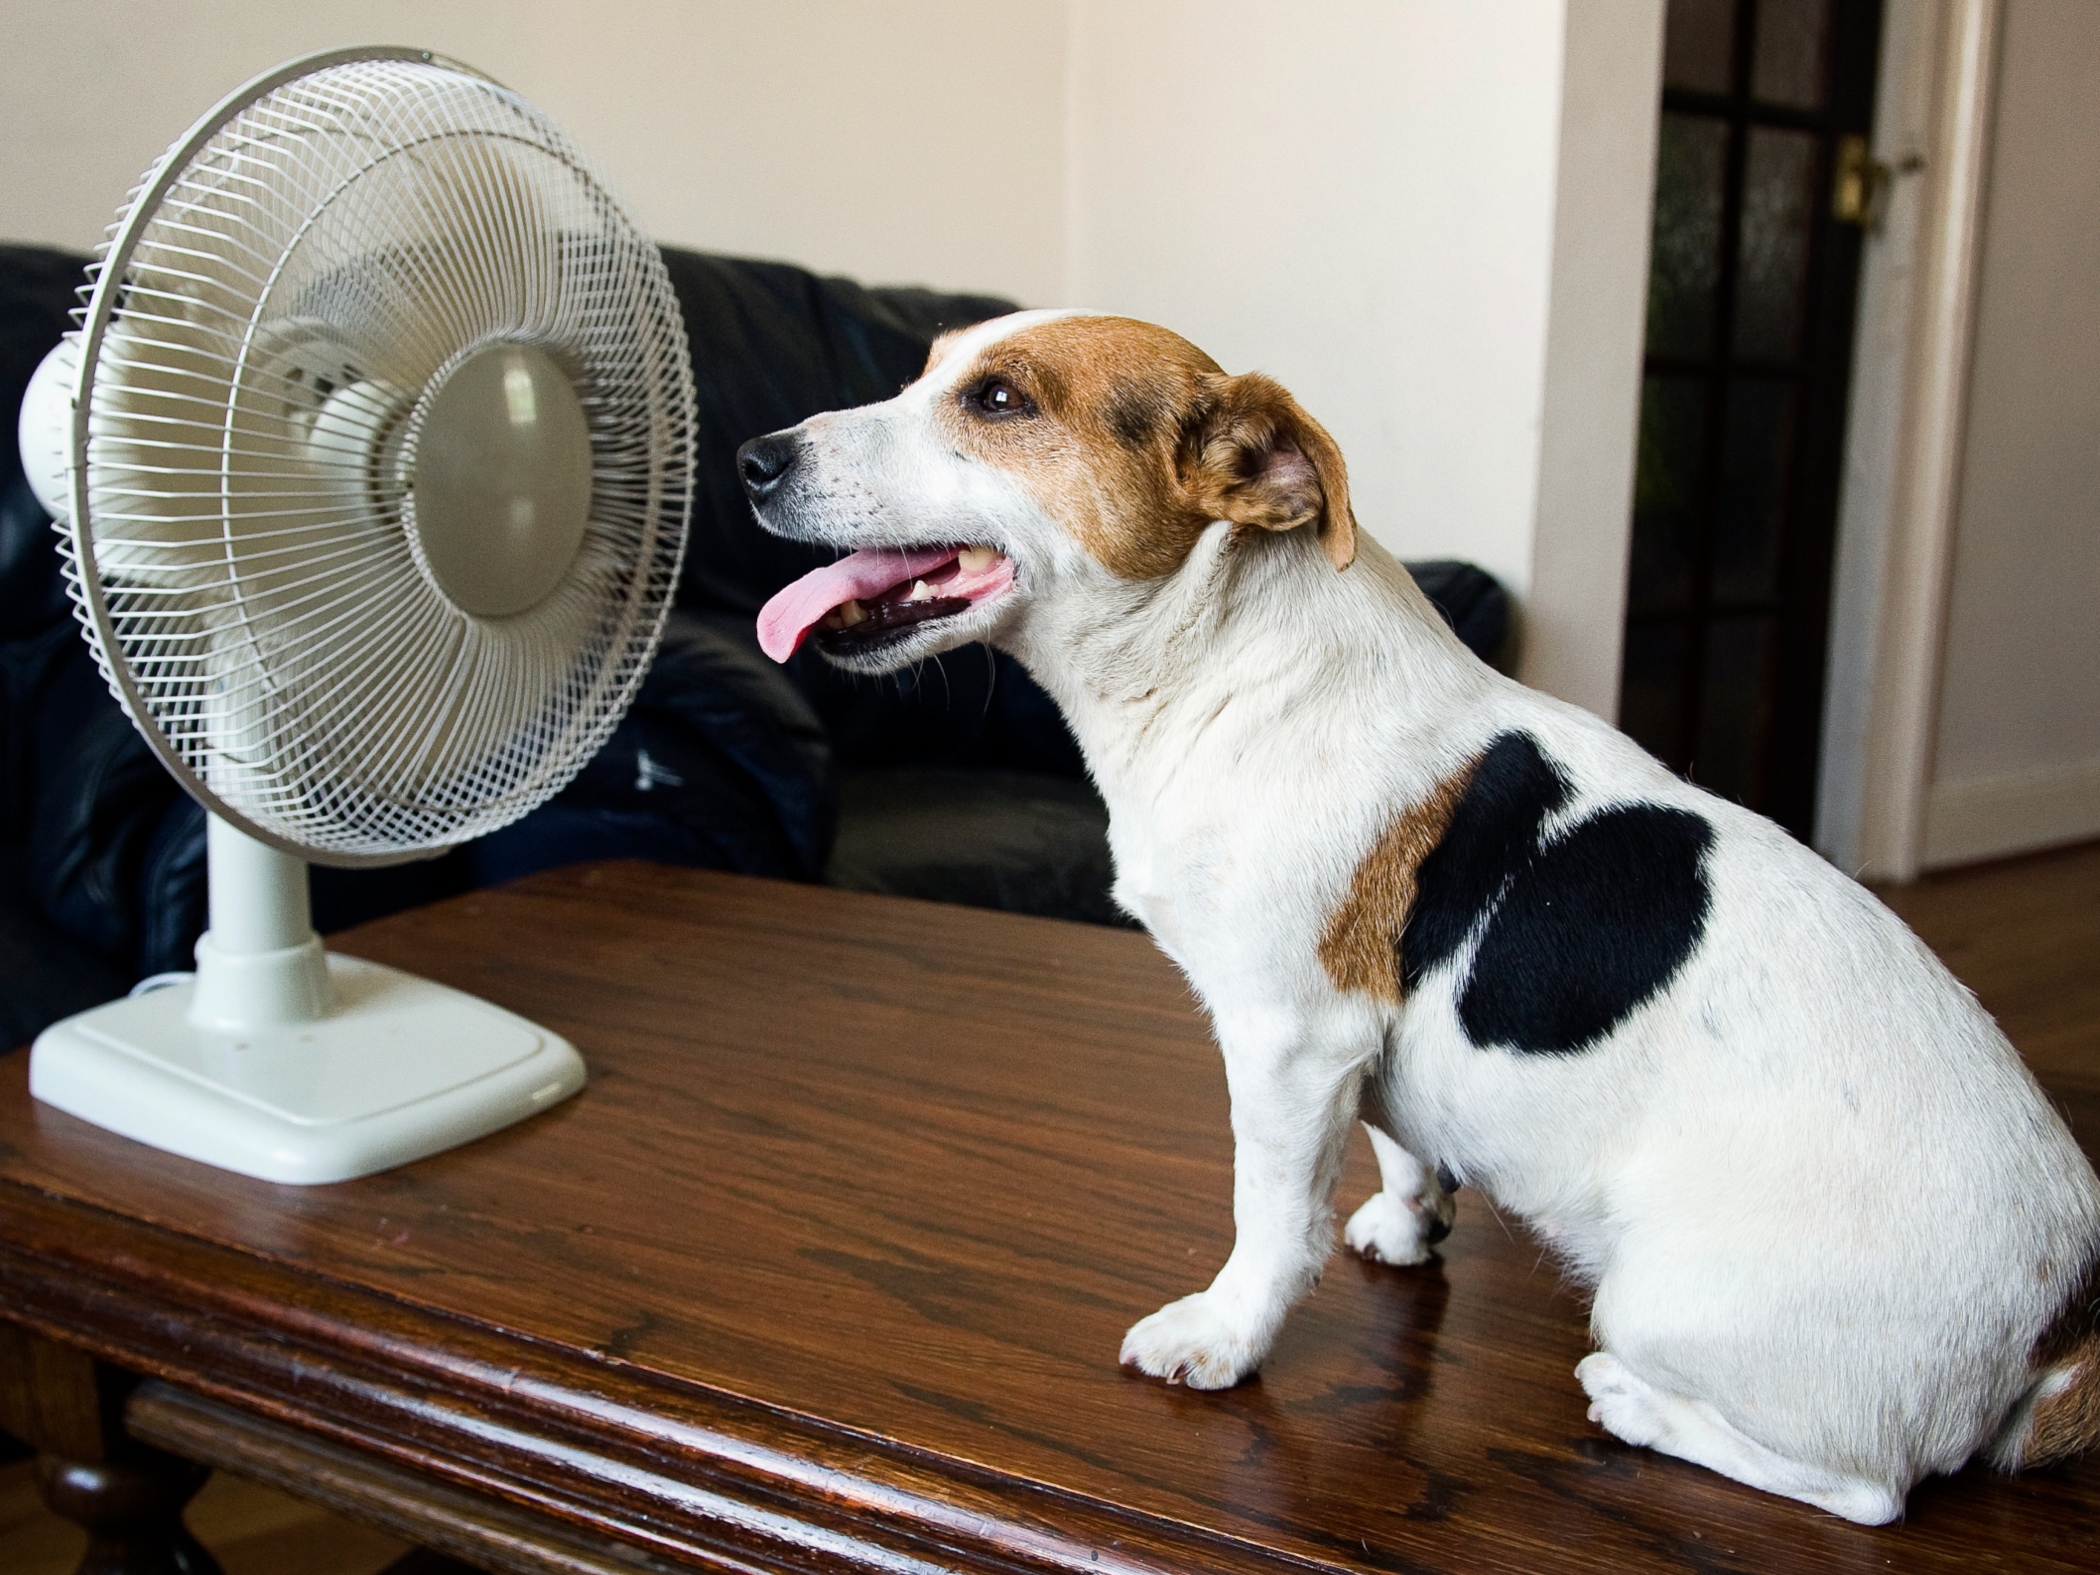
[407,342,593,619]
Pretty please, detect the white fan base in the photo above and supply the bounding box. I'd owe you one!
[30,953,585,1185]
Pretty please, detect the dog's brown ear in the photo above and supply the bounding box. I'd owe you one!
[1182,372,1357,571]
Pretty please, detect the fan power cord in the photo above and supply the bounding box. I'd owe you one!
[130,971,197,997]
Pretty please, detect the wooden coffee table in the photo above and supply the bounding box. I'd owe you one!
[1,863,2094,1573]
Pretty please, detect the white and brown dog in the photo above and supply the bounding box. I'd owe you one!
[739,310,2100,1523]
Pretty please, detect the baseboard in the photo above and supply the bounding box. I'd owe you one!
[1922,757,2100,869]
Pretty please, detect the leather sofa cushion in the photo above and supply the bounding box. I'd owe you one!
[824,768,1125,929]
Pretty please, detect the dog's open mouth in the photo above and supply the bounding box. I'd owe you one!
[757,544,1014,661]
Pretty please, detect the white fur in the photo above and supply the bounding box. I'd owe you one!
[748,312,2100,1522]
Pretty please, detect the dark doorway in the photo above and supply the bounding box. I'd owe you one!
[1619,0,1885,837]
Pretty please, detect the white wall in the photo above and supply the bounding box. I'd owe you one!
[0,0,1070,306]
[1921,0,2100,866]
[1521,0,1666,713]
[3,1,1662,713]
[1067,1,1661,708]
[1067,0,1563,599]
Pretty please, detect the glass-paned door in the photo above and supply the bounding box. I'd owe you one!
[1621,0,1884,837]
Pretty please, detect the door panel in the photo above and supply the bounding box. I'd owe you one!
[1621,0,1883,837]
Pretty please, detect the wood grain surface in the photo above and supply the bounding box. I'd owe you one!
[1,861,2095,1573]
[1880,839,2100,1093]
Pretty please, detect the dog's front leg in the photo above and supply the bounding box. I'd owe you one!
[1120,1013,1365,1388]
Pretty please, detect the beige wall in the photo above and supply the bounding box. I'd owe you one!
[2,1,1662,715]
[1075,3,1663,718]
[1923,0,2100,865]
[1067,0,1662,714]
[1067,1,1565,597]
[0,0,1070,306]
[1520,0,1667,713]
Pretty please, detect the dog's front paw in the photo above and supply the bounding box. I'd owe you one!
[1343,1185,1453,1266]
[1120,1291,1266,1389]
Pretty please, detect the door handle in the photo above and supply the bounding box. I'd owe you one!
[1833,136,1924,232]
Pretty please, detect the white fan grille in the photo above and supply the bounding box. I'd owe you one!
[64,52,693,864]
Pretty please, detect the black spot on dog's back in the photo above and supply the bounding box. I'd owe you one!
[1460,804,1712,1053]
[1399,730,1714,1054]
[1402,732,1570,989]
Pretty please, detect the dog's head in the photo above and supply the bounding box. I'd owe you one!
[742,310,1357,671]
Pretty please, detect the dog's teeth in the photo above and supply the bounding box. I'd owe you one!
[907,579,936,602]
[957,546,997,573]
[838,599,868,626]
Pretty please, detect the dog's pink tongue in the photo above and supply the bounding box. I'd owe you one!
[757,545,961,661]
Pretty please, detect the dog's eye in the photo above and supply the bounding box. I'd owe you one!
[967,379,1032,418]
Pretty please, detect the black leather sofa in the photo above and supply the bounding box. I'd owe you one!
[0,243,1508,1050]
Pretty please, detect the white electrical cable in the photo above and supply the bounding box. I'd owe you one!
[129,971,196,997]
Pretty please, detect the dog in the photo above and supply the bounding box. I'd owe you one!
[737,310,2100,1523]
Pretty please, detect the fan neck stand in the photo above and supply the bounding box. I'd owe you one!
[28,815,587,1184]
[194,814,333,1023]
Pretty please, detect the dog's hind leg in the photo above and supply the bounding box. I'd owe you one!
[1344,1123,1454,1267]
[1576,1352,1906,1524]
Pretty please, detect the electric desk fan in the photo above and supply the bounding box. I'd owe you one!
[14,47,693,1182]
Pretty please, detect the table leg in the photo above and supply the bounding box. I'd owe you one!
[0,1320,223,1575]
[34,1447,221,1575]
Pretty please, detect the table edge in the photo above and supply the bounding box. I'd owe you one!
[0,1176,1353,1575]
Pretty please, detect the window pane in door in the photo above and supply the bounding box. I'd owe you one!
[1621,622,1693,770]
[1752,0,1830,108]
[1712,377,1797,604]
[1733,126,1819,360]
[1664,0,1736,93]
[1648,114,1730,358]
[1694,615,1777,802]
[1623,0,1882,836]
[1628,375,1711,615]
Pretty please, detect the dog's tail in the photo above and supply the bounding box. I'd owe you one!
[1991,1256,2100,1471]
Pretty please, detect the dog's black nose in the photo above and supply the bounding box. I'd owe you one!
[737,432,800,501]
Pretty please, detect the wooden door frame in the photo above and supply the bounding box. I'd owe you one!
[1816,0,2001,880]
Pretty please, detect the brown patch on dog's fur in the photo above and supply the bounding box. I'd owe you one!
[2021,1252,2100,1467]
[1318,764,1474,1003]
[930,316,1358,579]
